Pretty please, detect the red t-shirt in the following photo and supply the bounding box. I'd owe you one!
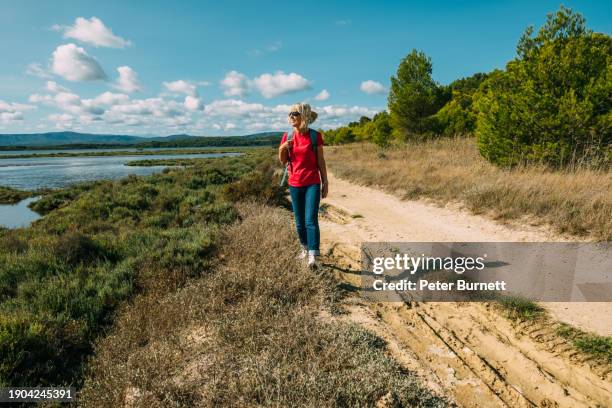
[280,129,324,187]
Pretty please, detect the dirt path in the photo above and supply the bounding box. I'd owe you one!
[318,172,612,408]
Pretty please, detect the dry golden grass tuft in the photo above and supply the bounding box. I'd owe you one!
[79,202,446,407]
[324,138,612,240]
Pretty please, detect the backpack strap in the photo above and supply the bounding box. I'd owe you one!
[309,128,319,168]
[279,131,293,187]
[308,128,318,152]
[286,130,293,166]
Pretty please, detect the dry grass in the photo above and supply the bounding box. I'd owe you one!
[79,203,446,407]
[325,138,612,240]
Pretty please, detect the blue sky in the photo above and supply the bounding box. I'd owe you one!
[0,0,610,136]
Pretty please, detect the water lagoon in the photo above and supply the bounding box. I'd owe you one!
[0,150,241,228]
[0,151,241,190]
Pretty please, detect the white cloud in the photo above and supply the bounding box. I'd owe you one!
[0,100,35,124]
[23,76,382,135]
[54,92,81,108]
[48,113,73,122]
[51,43,107,81]
[26,63,52,78]
[163,79,198,96]
[335,19,351,26]
[90,91,129,105]
[253,71,311,98]
[114,66,141,93]
[248,40,282,56]
[203,99,265,116]
[184,95,202,111]
[55,17,131,48]
[0,112,24,123]
[0,99,35,112]
[48,113,74,129]
[360,80,385,95]
[45,81,70,93]
[28,94,53,104]
[220,70,250,97]
[318,104,378,118]
[314,89,330,101]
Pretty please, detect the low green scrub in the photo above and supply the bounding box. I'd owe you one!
[0,149,275,388]
[497,296,544,320]
[125,158,206,166]
[556,324,612,363]
[0,186,33,204]
[28,182,100,215]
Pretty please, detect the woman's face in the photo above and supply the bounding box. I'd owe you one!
[288,110,302,128]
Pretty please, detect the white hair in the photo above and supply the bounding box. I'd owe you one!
[288,102,318,132]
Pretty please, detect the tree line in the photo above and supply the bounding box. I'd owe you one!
[322,6,611,168]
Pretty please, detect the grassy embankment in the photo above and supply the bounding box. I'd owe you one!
[0,149,444,406]
[325,137,612,240]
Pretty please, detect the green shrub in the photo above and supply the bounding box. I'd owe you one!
[434,91,477,136]
[476,6,611,168]
[0,186,31,204]
[53,232,107,266]
[223,159,288,207]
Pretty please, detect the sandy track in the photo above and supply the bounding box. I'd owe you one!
[318,172,611,407]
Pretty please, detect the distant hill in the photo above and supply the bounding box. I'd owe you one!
[0,131,144,146]
[0,131,283,149]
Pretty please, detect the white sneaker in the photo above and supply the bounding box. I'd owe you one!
[297,245,308,260]
[308,253,319,269]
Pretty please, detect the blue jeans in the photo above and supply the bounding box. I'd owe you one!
[289,183,320,256]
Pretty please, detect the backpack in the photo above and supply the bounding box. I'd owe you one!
[279,128,318,187]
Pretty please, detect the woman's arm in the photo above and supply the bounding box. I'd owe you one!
[278,139,291,165]
[317,145,328,198]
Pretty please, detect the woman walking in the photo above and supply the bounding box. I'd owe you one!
[278,103,328,268]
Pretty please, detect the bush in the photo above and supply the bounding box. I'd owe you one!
[369,111,394,147]
[476,6,611,168]
[0,186,31,205]
[223,159,288,207]
[53,231,107,266]
[434,90,477,136]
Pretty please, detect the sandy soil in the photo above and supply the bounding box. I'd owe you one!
[318,171,611,407]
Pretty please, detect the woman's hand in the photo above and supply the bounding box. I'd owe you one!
[279,139,293,151]
[321,181,328,199]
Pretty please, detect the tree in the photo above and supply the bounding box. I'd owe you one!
[370,112,393,147]
[331,127,355,144]
[358,116,372,126]
[388,50,449,140]
[434,72,488,136]
[476,6,611,167]
[449,73,488,95]
[434,91,477,136]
